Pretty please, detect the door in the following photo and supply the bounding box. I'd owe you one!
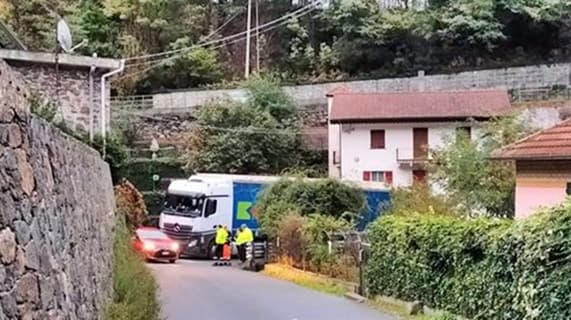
[413,128,428,159]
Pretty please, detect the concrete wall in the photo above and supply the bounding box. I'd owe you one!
[0,60,115,319]
[148,63,571,110]
[332,122,482,187]
[6,62,109,134]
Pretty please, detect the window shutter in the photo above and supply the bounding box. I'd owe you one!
[385,171,393,185]
[363,171,371,181]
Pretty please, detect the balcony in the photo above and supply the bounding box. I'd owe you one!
[396,148,431,169]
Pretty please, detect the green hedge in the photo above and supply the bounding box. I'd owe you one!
[120,158,187,191]
[366,201,571,319]
[143,191,164,216]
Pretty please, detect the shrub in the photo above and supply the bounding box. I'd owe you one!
[276,212,307,267]
[105,219,159,320]
[388,183,461,216]
[257,177,366,236]
[366,201,571,319]
[115,179,148,230]
[120,157,186,192]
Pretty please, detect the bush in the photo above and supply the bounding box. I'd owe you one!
[120,157,187,192]
[388,183,461,216]
[366,201,571,319]
[105,219,159,320]
[115,179,148,230]
[257,177,366,237]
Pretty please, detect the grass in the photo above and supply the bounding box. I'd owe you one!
[104,221,160,320]
[263,263,348,296]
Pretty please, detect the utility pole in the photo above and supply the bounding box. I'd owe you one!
[255,0,260,73]
[245,0,252,78]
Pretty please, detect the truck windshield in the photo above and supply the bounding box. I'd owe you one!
[163,194,205,218]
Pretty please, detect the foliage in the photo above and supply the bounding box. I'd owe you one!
[142,191,164,216]
[430,116,536,217]
[184,77,319,174]
[115,179,148,230]
[120,157,186,191]
[256,177,366,237]
[104,218,159,320]
[1,0,568,90]
[88,134,129,184]
[388,183,462,216]
[366,200,571,319]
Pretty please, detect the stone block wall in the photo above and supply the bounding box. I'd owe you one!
[142,63,571,110]
[0,60,115,319]
[7,62,107,134]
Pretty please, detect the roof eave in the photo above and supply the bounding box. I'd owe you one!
[491,154,571,161]
[329,116,492,124]
[0,49,121,70]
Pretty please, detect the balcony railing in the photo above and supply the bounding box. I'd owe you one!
[396,148,431,169]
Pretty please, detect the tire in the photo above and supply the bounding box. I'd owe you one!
[207,241,216,260]
[169,259,176,264]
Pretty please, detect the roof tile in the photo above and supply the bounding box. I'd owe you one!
[329,89,512,123]
[494,119,571,160]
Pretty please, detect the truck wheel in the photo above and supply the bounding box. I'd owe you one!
[207,241,216,260]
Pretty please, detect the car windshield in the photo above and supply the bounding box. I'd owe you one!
[163,194,204,217]
[137,229,169,240]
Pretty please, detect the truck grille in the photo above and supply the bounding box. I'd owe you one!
[162,223,193,241]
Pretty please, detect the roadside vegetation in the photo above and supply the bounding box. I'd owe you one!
[366,201,571,319]
[105,180,160,320]
[184,77,326,176]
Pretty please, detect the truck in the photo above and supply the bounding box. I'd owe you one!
[158,173,390,259]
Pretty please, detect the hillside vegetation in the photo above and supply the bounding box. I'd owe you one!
[1,0,569,93]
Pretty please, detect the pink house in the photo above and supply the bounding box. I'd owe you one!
[494,119,571,219]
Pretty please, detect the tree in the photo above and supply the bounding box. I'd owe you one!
[76,0,118,57]
[430,116,536,217]
[184,77,303,174]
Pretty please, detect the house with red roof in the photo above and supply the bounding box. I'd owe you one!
[493,119,571,218]
[327,89,513,187]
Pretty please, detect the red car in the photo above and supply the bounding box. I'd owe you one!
[132,227,180,263]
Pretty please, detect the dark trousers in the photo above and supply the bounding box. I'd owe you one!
[216,244,224,259]
[237,244,246,262]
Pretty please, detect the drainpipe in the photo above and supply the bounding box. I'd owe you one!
[100,59,125,156]
[89,53,97,143]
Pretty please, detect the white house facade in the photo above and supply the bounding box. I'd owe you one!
[328,89,512,187]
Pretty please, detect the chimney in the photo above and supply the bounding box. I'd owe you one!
[417,70,425,92]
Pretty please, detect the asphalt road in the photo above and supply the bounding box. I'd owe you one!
[149,260,395,320]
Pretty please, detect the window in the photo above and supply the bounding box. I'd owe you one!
[456,126,471,140]
[333,151,340,165]
[205,199,217,217]
[363,171,393,184]
[567,183,571,196]
[370,130,385,149]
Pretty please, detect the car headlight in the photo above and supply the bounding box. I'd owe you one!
[171,242,180,252]
[187,240,198,247]
[143,242,155,251]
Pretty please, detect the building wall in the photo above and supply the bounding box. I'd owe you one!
[515,160,571,219]
[0,63,115,319]
[334,122,477,187]
[6,62,109,134]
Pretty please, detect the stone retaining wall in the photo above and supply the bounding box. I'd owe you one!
[0,59,115,319]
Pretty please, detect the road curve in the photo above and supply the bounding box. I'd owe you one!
[149,260,394,320]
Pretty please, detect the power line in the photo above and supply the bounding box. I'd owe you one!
[123,1,320,62]
[115,5,319,81]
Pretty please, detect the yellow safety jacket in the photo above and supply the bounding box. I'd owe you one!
[215,228,228,245]
[236,228,254,245]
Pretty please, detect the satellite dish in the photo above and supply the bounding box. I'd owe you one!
[57,19,72,53]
